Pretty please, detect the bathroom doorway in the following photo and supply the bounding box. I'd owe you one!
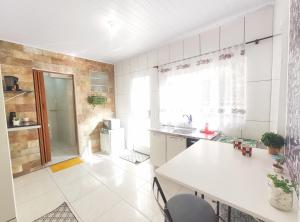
[33,70,79,164]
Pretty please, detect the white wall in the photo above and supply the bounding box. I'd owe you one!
[0,67,17,221]
[272,0,289,136]
[115,5,282,143]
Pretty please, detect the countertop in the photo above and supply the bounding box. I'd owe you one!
[149,126,219,140]
[156,140,298,222]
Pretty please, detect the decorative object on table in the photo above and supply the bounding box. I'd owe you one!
[233,139,242,150]
[271,154,285,174]
[241,144,252,157]
[87,95,107,107]
[267,174,296,211]
[3,76,20,91]
[261,132,285,155]
[12,117,21,126]
[200,122,215,134]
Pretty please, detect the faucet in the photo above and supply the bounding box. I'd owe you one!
[183,114,192,125]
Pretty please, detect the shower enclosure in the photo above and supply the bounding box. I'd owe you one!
[43,72,78,163]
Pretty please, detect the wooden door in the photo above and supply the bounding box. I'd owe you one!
[33,70,51,164]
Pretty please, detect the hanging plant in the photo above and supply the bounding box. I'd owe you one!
[87,95,107,107]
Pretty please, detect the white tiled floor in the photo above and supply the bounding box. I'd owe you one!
[14,154,190,222]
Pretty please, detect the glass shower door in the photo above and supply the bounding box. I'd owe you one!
[44,73,78,163]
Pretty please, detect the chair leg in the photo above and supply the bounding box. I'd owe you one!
[216,201,219,217]
[201,194,204,199]
[195,191,198,196]
[227,206,231,222]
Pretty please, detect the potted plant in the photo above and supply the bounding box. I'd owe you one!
[271,154,285,174]
[267,174,296,211]
[87,95,107,107]
[261,132,285,155]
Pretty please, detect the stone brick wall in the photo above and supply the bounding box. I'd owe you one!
[0,40,115,176]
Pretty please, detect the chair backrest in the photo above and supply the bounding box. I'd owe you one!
[152,177,173,222]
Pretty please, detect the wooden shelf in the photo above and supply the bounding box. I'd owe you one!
[7,124,41,132]
[4,90,33,102]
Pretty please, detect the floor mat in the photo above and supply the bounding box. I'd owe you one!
[120,150,149,164]
[33,202,78,222]
[50,157,83,173]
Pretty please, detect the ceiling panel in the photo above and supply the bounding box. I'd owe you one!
[0,0,272,63]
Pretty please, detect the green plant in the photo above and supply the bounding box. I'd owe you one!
[87,95,107,107]
[273,154,286,165]
[268,174,297,193]
[261,132,285,148]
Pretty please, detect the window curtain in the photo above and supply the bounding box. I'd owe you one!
[159,45,246,130]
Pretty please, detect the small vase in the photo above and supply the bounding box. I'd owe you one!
[268,183,293,211]
[268,146,281,155]
[272,165,284,174]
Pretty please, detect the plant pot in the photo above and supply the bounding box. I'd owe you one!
[272,164,284,174]
[268,183,293,211]
[268,146,281,155]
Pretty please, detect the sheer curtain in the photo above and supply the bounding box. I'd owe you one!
[159,45,246,130]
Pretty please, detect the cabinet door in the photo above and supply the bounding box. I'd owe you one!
[166,136,186,161]
[150,132,166,167]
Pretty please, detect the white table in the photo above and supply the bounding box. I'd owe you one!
[156,140,298,222]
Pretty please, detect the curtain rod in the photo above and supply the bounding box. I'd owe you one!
[153,34,279,69]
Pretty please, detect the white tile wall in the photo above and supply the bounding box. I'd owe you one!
[270,79,280,123]
[246,81,271,122]
[246,38,273,82]
[245,6,273,42]
[115,75,131,94]
[147,50,158,68]
[130,57,139,73]
[242,121,270,140]
[139,54,148,71]
[115,6,277,142]
[272,36,282,80]
[170,41,184,62]
[115,94,130,115]
[220,17,244,49]
[122,59,131,74]
[183,35,200,58]
[200,28,220,54]
[158,46,170,65]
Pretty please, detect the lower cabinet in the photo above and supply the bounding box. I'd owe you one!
[166,135,186,161]
[150,132,186,167]
[150,132,166,167]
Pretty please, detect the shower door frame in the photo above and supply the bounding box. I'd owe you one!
[33,69,80,165]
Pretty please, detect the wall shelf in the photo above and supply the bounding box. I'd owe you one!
[7,123,41,132]
[4,90,33,102]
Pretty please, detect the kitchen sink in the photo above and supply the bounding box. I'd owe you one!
[172,128,195,134]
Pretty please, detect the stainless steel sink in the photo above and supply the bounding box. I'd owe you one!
[172,128,195,134]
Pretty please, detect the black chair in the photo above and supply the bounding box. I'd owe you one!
[153,177,218,222]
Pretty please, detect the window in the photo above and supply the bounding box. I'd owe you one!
[159,45,246,130]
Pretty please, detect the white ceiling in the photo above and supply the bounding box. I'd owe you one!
[0,0,272,63]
